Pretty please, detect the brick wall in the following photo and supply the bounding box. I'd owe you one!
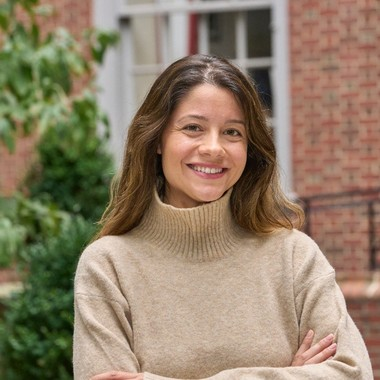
[1,0,379,376]
[302,190,380,280]
[0,0,92,196]
[0,134,38,196]
[290,1,380,377]
[342,280,380,379]
[290,0,380,197]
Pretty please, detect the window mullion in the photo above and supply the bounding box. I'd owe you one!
[235,11,247,65]
[120,19,135,135]
[198,13,209,54]
[158,14,170,66]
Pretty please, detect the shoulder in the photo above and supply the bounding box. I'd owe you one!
[264,228,322,254]
[76,234,138,279]
[283,229,335,293]
[81,235,128,258]
[285,229,333,268]
[78,235,126,266]
[75,235,133,301]
[257,228,319,255]
[261,228,334,280]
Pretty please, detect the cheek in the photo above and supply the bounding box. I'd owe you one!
[162,139,193,161]
[160,143,184,177]
[233,145,248,171]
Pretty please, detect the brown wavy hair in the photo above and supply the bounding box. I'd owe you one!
[97,54,304,238]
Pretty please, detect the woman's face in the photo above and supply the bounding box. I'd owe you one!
[158,84,248,208]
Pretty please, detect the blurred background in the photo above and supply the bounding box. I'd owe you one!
[0,0,379,378]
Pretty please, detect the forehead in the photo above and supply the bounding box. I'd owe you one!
[172,84,244,118]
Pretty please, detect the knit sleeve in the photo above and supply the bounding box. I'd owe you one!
[73,241,140,380]
[144,233,373,380]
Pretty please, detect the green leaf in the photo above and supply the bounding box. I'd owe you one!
[0,0,117,156]
[0,5,10,31]
[86,29,119,63]
[0,118,15,152]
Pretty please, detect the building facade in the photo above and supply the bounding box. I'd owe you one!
[0,0,379,376]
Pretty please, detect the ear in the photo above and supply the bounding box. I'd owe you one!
[157,144,162,154]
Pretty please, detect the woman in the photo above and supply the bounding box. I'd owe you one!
[73,54,373,379]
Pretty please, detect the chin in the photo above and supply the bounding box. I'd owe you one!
[196,191,226,203]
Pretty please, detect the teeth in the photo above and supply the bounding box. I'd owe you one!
[192,165,223,174]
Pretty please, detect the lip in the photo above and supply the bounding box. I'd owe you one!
[187,163,227,178]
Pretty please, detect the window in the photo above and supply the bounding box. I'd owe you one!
[198,8,273,117]
[94,0,293,191]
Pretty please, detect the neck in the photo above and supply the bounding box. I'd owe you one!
[135,189,246,261]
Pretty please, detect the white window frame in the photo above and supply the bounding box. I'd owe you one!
[93,0,292,192]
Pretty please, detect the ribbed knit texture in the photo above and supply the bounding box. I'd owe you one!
[136,190,244,260]
[73,191,373,380]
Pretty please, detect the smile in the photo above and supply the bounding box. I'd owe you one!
[189,165,224,174]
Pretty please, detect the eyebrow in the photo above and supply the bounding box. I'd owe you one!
[178,114,245,126]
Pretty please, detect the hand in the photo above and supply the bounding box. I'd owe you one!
[90,371,144,380]
[291,330,337,366]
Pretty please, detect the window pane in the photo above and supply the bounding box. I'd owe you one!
[124,0,152,4]
[135,74,157,106]
[208,12,236,58]
[247,9,271,58]
[248,68,272,115]
[131,15,158,65]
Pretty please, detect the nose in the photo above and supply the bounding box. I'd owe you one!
[198,132,225,158]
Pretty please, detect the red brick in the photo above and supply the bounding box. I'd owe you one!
[0,0,92,195]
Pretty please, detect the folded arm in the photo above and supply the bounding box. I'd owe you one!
[89,330,337,380]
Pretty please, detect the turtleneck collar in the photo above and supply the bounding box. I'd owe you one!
[134,189,246,261]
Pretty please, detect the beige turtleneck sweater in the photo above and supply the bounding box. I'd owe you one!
[73,191,373,379]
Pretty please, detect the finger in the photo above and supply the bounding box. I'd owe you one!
[305,343,337,365]
[303,333,335,362]
[298,329,314,354]
[291,330,314,366]
[292,333,335,366]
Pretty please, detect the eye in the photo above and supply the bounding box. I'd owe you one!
[183,124,202,132]
[224,128,242,137]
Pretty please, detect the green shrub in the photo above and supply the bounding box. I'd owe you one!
[0,0,119,152]
[0,1,116,375]
[1,0,118,222]
[0,195,26,267]
[0,217,25,267]
[0,194,70,268]
[13,193,70,242]
[0,216,95,379]
[25,92,114,222]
